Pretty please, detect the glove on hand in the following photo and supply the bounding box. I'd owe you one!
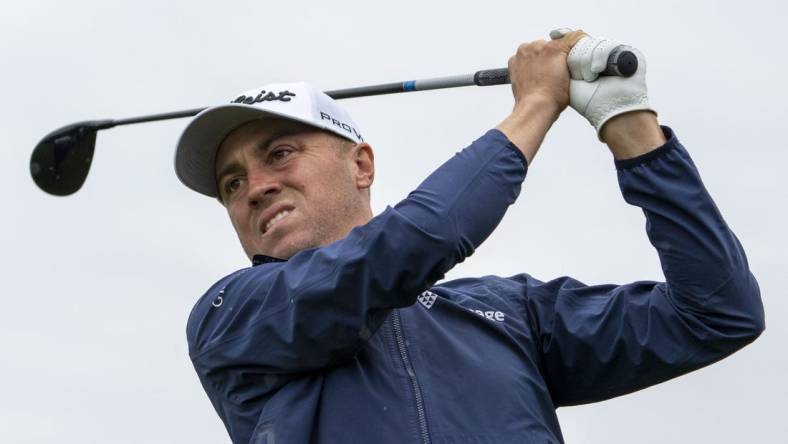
[550,28,656,139]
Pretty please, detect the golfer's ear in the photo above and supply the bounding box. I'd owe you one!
[353,142,374,190]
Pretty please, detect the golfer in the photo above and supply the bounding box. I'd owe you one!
[176,30,764,444]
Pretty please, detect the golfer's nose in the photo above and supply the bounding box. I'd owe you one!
[246,171,281,208]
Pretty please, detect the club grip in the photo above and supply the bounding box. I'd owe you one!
[474,68,510,86]
[474,45,639,87]
[600,46,638,77]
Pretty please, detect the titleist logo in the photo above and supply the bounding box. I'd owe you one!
[232,90,296,104]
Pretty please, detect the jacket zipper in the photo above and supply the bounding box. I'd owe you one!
[391,309,431,444]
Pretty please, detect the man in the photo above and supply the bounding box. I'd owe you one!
[176,29,764,444]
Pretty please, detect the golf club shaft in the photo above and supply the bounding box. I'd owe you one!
[106,68,510,129]
[324,68,509,99]
[107,43,637,129]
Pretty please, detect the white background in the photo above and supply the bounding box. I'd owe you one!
[2,0,786,442]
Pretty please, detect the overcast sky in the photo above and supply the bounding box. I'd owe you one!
[2,0,786,442]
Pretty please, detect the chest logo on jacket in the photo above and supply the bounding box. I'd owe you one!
[417,290,507,323]
[417,290,438,309]
[468,308,505,322]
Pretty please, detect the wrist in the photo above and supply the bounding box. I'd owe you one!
[513,94,563,123]
[496,96,561,164]
[601,111,665,160]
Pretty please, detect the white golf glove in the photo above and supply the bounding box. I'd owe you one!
[551,28,656,139]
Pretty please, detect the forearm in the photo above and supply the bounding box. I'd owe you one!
[495,96,560,165]
[601,111,665,159]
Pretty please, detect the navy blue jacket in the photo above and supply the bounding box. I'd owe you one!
[187,127,764,444]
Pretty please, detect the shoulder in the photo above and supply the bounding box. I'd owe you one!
[185,265,280,355]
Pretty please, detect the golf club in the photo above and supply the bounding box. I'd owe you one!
[30,47,638,196]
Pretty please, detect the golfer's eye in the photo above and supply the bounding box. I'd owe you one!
[224,177,243,196]
[268,146,294,164]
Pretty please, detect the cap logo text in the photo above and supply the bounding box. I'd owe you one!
[232,90,296,105]
[319,111,364,141]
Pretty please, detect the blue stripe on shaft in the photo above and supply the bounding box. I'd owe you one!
[403,81,416,92]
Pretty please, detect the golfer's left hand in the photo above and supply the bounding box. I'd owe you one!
[551,28,657,139]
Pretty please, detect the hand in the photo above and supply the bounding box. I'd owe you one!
[550,28,657,139]
[506,30,589,120]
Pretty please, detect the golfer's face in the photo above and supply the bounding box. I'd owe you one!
[215,119,365,260]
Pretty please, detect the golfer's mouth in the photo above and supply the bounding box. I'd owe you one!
[261,207,294,235]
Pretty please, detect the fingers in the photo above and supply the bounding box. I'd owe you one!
[503,27,595,112]
[547,27,592,81]
[566,33,628,81]
[514,39,549,57]
[549,28,589,54]
[588,39,617,74]
[513,27,588,61]
[549,28,573,40]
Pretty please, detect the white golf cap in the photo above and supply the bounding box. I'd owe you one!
[174,81,364,198]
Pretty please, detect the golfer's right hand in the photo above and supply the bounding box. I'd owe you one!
[506,30,588,119]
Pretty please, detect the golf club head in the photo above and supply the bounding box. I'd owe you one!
[30,120,111,196]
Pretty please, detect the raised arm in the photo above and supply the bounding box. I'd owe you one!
[528,125,764,405]
[519,30,765,405]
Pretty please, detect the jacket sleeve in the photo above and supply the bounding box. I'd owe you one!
[187,129,527,379]
[526,126,765,406]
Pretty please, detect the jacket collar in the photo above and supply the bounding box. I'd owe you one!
[252,254,287,266]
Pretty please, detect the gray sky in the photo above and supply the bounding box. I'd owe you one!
[2,0,786,442]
